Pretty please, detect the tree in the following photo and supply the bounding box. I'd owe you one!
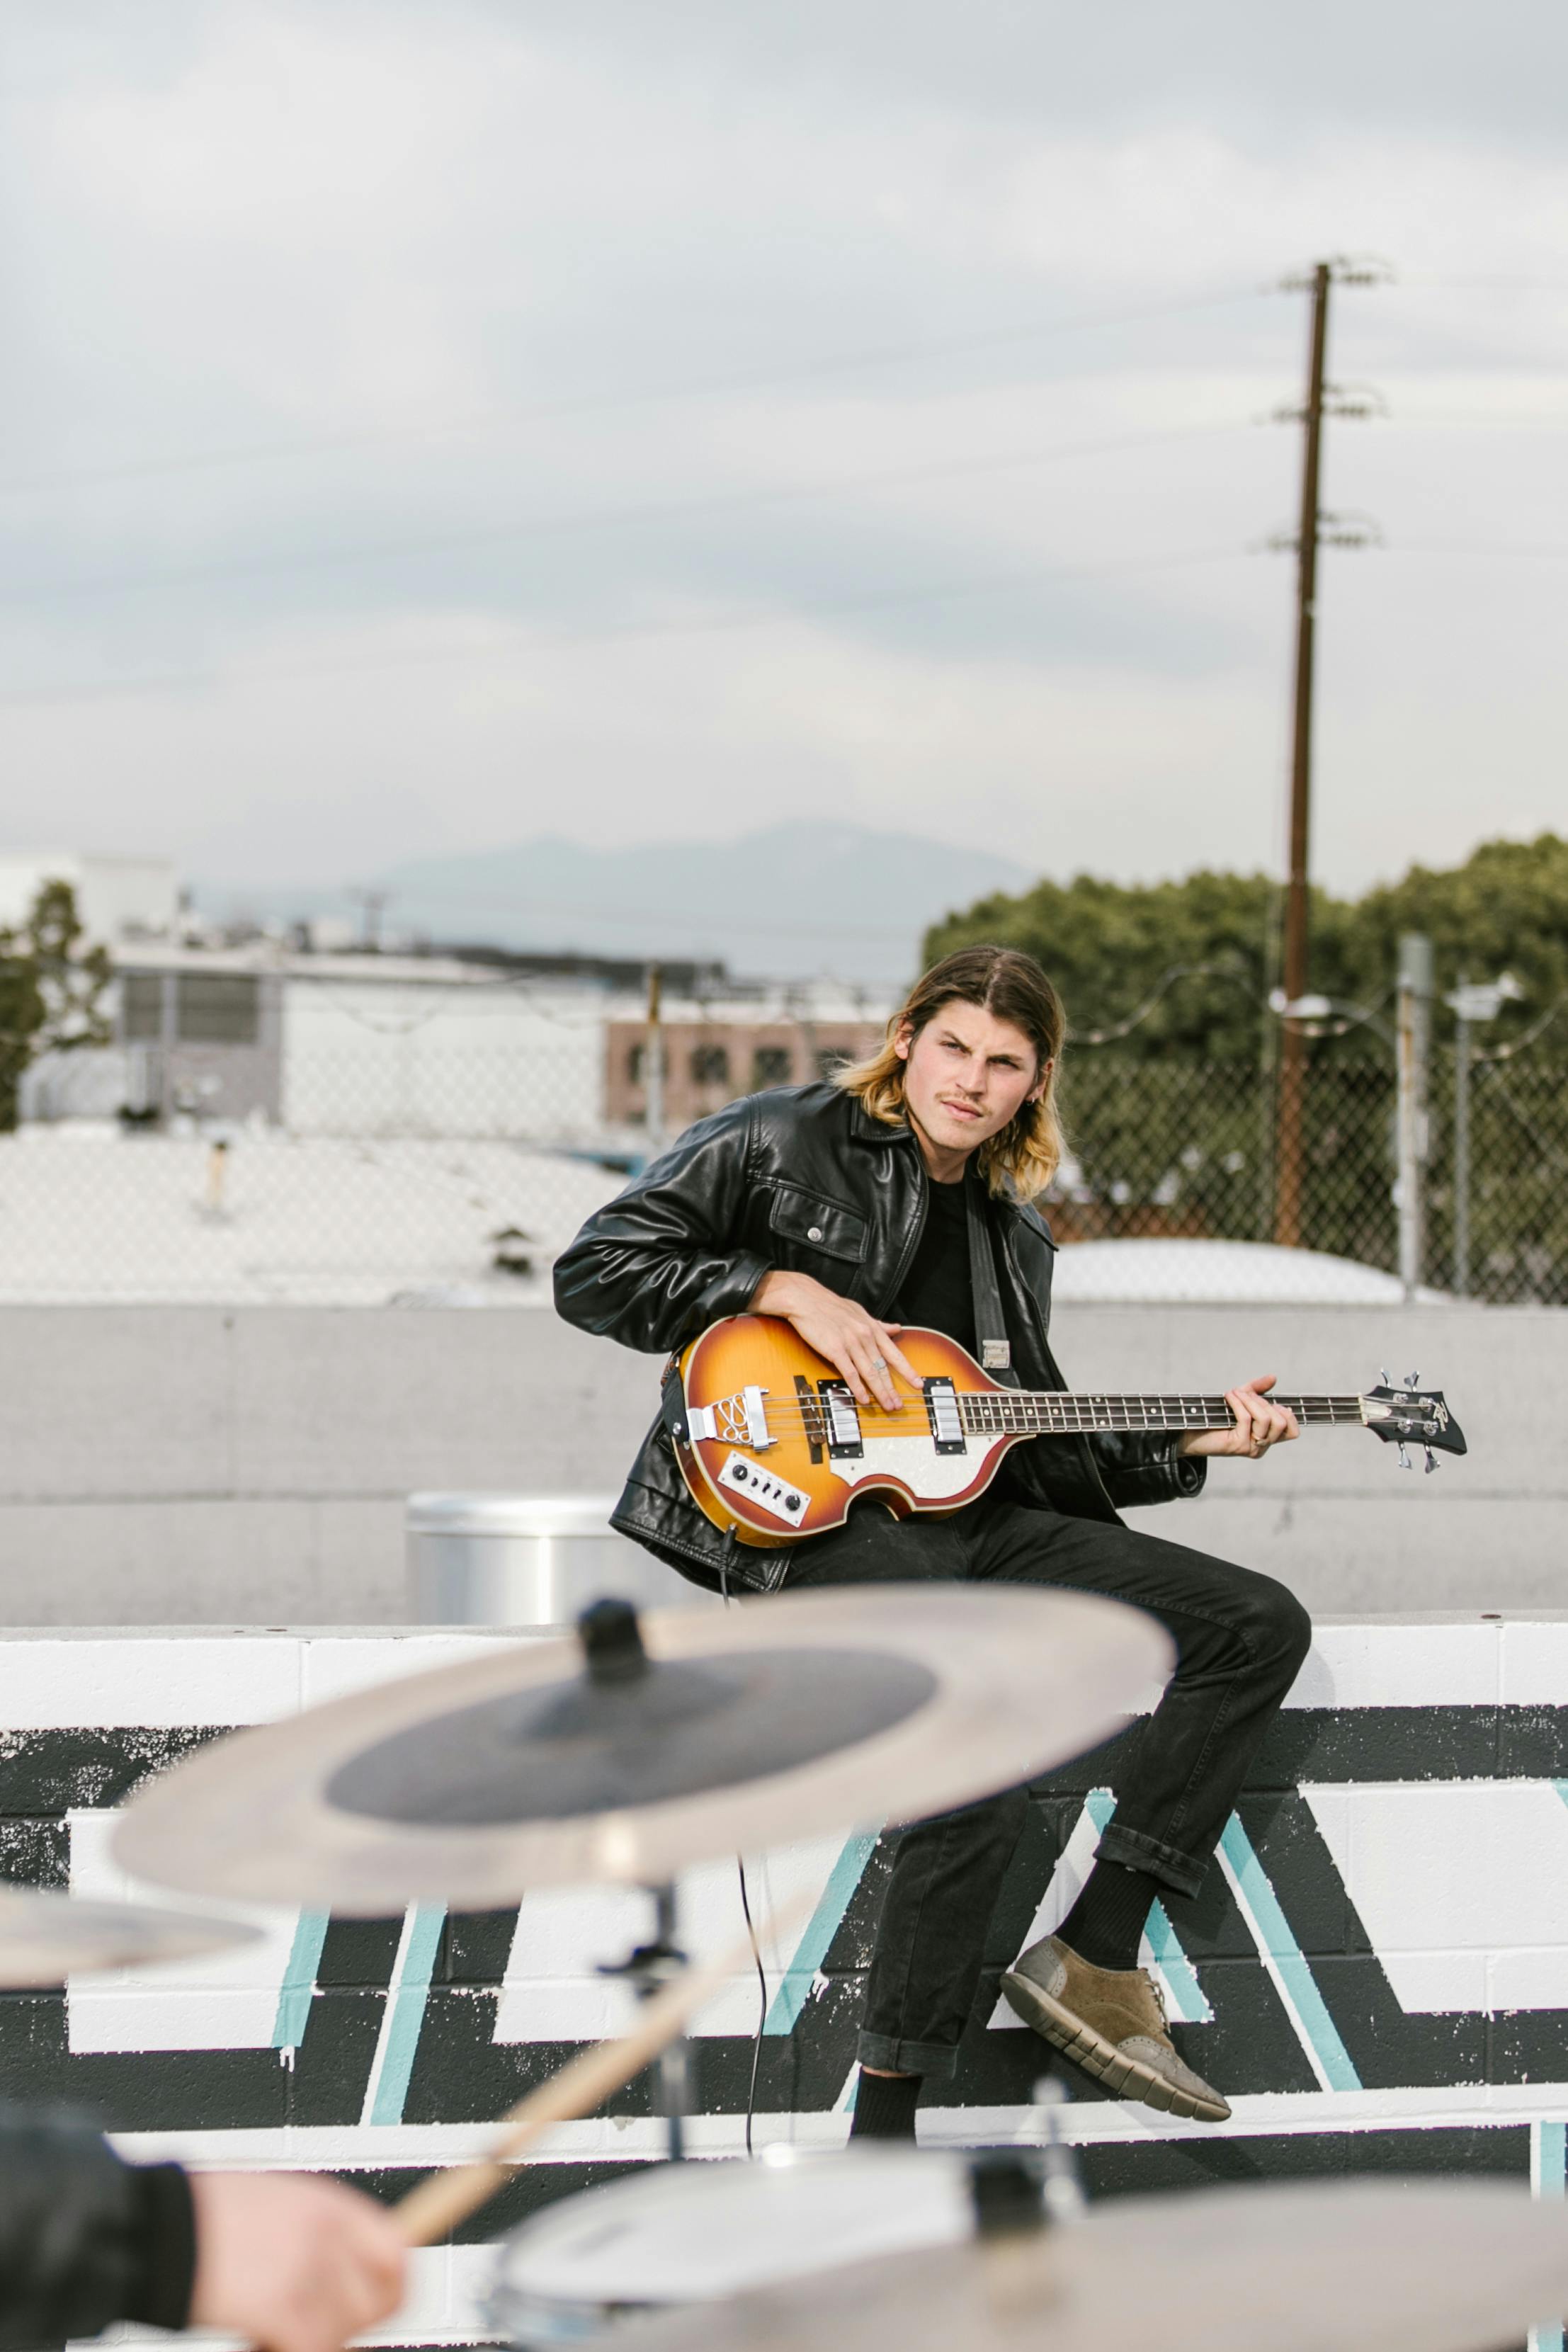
[924,834,1568,1062]
[922,836,1568,1290]
[0,881,113,1130]
[925,867,1283,1059]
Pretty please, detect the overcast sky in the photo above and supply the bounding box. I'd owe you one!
[1,0,1565,909]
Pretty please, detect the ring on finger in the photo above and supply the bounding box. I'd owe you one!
[869,1354,887,1371]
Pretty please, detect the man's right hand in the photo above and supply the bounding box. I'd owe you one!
[187,2171,406,2352]
[749,1270,918,1414]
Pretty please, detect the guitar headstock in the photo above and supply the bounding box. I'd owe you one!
[1363,1371,1467,1470]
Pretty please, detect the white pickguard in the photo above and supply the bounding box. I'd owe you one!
[828,1435,982,1501]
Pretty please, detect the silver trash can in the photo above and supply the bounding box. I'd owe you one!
[407,1494,719,1626]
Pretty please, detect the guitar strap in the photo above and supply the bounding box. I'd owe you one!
[965,1175,1021,1389]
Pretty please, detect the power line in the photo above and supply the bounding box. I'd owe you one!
[0,417,1254,606]
[0,285,1265,502]
[1381,540,1568,560]
[297,884,926,952]
[0,542,1249,712]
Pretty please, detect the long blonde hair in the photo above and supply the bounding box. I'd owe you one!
[834,945,1067,1202]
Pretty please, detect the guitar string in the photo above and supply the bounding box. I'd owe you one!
[693,1402,1368,1425]
[693,1394,1369,1434]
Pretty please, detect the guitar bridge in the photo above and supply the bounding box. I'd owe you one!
[923,1376,966,1455]
[795,1374,826,1464]
[686,1387,773,1449]
[817,1380,863,1459]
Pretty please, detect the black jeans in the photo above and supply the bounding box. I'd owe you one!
[784,1494,1312,2079]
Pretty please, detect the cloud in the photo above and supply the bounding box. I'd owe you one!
[0,0,1564,920]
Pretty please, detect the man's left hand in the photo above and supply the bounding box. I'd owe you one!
[1177,1375,1298,1460]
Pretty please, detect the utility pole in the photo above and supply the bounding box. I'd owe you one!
[348,887,388,952]
[1271,257,1385,1248]
[1394,933,1433,1300]
[1451,976,1472,1300]
[643,962,665,1157]
[1445,970,1522,1297]
[1273,263,1329,1251]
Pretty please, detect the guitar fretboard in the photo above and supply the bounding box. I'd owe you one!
[959,1392,1365,1438]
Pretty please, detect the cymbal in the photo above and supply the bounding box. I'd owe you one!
[0,1885,260,1986]
[113,1584,1169,1913]
[613,2177,1568,2352]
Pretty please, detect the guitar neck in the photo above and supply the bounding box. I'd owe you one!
[962,1392,1365,1438]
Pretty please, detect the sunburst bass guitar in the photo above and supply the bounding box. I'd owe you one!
[664,1315,1467,1547]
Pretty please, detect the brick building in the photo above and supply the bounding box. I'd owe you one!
[604,993,889,1135]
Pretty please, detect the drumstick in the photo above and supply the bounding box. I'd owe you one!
[395,1887,814,2246]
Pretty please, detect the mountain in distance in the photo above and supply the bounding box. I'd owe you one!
[204,824,1033,986]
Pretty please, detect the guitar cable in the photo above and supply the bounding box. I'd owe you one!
[719,1532,770,2160]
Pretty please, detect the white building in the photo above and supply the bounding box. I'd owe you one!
[281,955,617,1144]
[0,851,179,942]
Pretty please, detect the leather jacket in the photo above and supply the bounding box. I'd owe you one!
[554,1081,1203,1593]
[0,2108,193,2348]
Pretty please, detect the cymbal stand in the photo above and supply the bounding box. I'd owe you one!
[1029,2076,1087,2222]
[600,1882,691,2162]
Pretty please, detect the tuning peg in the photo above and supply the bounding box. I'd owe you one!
[1404,1370,1420,1388]
[1424,1448,1439,1475]
[1397,1443,1413,1470]
[1379,1367,1392,1387]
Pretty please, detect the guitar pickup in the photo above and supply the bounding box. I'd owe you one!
[924,1376,966,1455]
[817,1380,863,1459]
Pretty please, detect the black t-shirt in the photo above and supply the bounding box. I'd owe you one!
[891,1170,1030,1506]
[891,1171,975,1353]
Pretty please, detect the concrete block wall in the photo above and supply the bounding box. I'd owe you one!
[0,1300,1552,1625]
[4,1617,1568,2343]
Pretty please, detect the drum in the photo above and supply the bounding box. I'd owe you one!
[487,2146,974,2346]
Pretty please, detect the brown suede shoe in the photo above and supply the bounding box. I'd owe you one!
[1000,1934,1231,2123]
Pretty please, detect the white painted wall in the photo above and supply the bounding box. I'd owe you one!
[6,1615,1568,2348]
[0,1300,1549,1625]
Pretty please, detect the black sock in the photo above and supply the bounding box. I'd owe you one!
[1057,1859,1165,1973]
[849,2069,921,2140]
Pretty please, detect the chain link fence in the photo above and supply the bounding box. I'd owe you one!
[0,1021,1563,1305]
[1052,1043,1568,1305]
[0,1036,632,1306]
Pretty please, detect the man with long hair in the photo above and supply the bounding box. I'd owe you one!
[555,945,1306,2134]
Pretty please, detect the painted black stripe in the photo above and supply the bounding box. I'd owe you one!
[4,1709,1562,1827]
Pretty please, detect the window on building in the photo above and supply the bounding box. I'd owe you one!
[815,1045,854,1079]
[751,1045,792,1089]
[627,1042,667,1085]
[175,975,260,1045]
[121,973,164,1042]
[691,1044,729,1086]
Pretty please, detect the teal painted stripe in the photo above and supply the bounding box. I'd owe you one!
[1082,1790,1209,2023]
[1220,1815,1361,2092]
[1143,1901,1212,2025]
[368,1904,447,2125]
[764,1834,879,2035]
[1531,2123,1566,2352]
[271,1910,329,2050]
